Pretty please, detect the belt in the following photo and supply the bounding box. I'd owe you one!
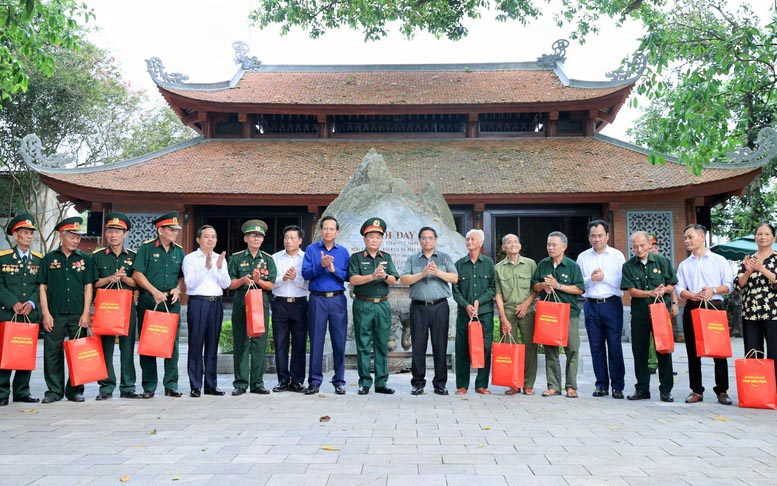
[310,290,344,298]
[586,296,620,304]
[411,298,447,306]
[274,296,307,303]
[188,295,222,302]
[355,295,389,303]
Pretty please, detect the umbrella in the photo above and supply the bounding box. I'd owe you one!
[710,235,777,261]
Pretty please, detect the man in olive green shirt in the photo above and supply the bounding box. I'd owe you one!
[452,229,495,394]
[531,231,585,398]
[133,211,185,398]
[494,234,537,395]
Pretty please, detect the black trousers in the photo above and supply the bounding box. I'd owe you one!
[271,298,308,386]
[410,300,449,389]
[683,300,729,395]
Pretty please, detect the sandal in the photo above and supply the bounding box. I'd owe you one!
[523,387,535,395]
[565,387,578,398]
[542,389,561,397]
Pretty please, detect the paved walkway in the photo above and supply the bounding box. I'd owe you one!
[1,337,775,485]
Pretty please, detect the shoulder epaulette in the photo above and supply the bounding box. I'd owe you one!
[262,250,273,258]
[174,242,183,248]
[232,249,246,256]
[142,238,156,245]
[92,247,105,255]
[0,249,13,257]
[127,248,137,255]
[30,251,43,259]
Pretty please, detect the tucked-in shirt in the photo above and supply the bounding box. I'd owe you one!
[452,254,496,313]
[133,238,184,293]
[621,252,678,319]
[402,250,457,301]
[183,249,231,297]
[494,256,537,312]
[302,240,350,293]
[531,256,585,317]
[675,249,734,301]
[576,245,625,299]
[92,247,136,289]
[735,253,777,321]
[272,249,308,298]
[228,248,277,306]
[37,247,94,315]
[348,250,399,298]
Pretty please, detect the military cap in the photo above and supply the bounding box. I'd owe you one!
[153,211,182,229]
[55,216,86,234]
[6,213,37,235]
[361,217,387,236]
[105,212,131,231]
[649,233,658,245]
[241,219,267,235]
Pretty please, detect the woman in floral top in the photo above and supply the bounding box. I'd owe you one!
[735,222,777,386]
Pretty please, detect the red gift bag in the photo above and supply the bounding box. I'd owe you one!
[735,350,777,409]
[137,302,179,358]
[91,282,133,336]
[64,328,108,386]
[649,298,675,354]
[0,316,38,370]
[691,302,732,358]
[491,334,525,389]
[245,284,265,337]
[468,315,485,369]
[533,291,570,347]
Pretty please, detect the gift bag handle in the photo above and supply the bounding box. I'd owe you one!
[499,331,518,345]
[153,300,171,313]
[72,326,88,340]
[468,313,481,324]
[745,349,766,360]
[10,313,33,324]
[105,277,124,291]
[544,289,561,303]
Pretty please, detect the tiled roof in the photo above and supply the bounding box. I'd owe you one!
[41,137,757,198]
[164,70,629,106]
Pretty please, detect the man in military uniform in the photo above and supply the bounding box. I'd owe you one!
[621,231,677,402]
[452,229,496,395]
[92,213,140,400]
[348,218,399,395]
[132,212,185,398]
[0,214,43,405]
[38,216,94,404]
[227,220,277,395]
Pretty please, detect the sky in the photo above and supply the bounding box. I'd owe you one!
[83,1,772,141]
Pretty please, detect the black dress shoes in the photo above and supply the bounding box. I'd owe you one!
[0,397,8,406]
[334,385,347,395]
[250,386,270,395]
[410,386,424,396]
[272,383,289,393]
[67,393,85,402]
[204,388,225,396]
[289,383,305,393]
[95,392,112,401]
[660,393,674,402]
[164,389,183,398]
[304,385,320,395]
[232,388,246,396]
[141,391,155,399]
[120,391,141,399]
[358,386,370,395]
[627,391,651,400]
[612,390,624,399]
[41,395,60,404]
[14,396,40,403]
[433,387,449,396]
[375,386,395,395]
[190,389,201,398]
[592,388,609,397]
[717,392,732,405]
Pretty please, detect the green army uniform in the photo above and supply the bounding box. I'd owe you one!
[92,246,138,396]
[348,247,399,390]
[452,254,496,390]
[494,255,538,389]
[38,241,95,401]
[134,232,184,395]
[228,248,277,391]
[532,256,585,392]
[621,252,678,395]
[0,242,42,402]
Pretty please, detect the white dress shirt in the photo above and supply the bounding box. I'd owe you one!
[576,245,625,298]
[183,248,231,297]
[272,249,309,298]
[675,249,734,301]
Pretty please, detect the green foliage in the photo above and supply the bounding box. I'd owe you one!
[218,318,276,354]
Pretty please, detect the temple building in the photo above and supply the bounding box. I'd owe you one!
[25,40,767,267]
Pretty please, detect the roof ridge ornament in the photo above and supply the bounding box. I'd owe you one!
[145,57,189,85]
[233,41,262,70]
[536,39,569,68]
[19,134,75,171]
[725,127,777,167]
[605,53,647,82]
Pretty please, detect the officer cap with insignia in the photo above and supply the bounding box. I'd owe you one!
[649,233,658,245]
[241,219,268,235]
[361,217,387,236]
[153,211,182,230]
[6,213,37,235]
[105,212,131,231]
[55,216,86,234]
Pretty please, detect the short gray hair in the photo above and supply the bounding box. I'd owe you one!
[548,231,568,245]
[502,233,519,245]
[466,229,485,241]
[630,231,650,244]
